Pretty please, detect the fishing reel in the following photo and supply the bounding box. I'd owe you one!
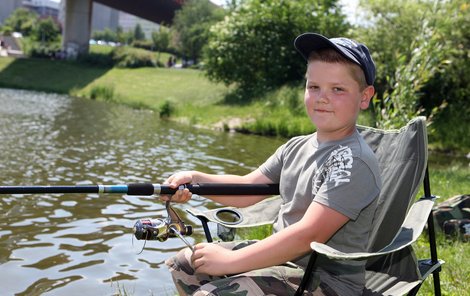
[132,201,193,252]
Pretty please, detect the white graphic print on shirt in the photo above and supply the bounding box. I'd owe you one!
[313,145,354,192]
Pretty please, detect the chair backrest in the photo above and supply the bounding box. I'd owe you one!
[357,117,428,252]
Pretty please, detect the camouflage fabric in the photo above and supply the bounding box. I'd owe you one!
[165,241,338,296]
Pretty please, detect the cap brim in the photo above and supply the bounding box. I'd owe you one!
[294,33,361,66]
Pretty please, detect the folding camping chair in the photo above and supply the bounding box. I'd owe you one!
[188,117,444,295]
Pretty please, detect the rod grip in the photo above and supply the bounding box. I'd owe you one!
[127,183,155,195]
[189,183,279,195]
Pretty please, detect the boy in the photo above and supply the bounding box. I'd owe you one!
[163,32,381,296]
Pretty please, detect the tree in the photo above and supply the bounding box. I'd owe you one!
[420,0,470,149]
[115,26,134,45]
[171,0,225,64]
[371,19,446,129]
[354,0,470,149]
[133,23,146,41]
[152,26,171,52]
[32,17,61,43]
[353,0,437,104]
[203,0,348,98]
[92,28,118,42]
[2,7,38,36]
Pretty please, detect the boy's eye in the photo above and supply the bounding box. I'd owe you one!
[333,87,344,92]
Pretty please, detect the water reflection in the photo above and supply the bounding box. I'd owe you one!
[0,88,284,295]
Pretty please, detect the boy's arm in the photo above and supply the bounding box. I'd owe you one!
[163,169,274,207]
[191,200,349,276]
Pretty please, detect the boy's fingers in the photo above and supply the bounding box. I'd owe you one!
[160,195,171,202]
[160,188,192,203]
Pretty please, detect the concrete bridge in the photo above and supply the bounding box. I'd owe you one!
[62,0,184,58]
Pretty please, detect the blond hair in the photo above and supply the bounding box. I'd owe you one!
[308,49,368,90]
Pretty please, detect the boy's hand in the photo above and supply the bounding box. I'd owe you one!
[160,171,194,203]
[191,243,234,276]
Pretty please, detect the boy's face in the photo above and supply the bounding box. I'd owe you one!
[304,60,374,141]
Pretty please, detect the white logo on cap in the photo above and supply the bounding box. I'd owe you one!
[333,38,357,49]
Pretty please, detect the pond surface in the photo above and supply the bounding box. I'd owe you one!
[0,88,284,295]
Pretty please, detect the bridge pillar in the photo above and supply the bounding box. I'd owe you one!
[62,0,92,59]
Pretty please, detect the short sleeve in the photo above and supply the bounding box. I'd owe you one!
[258,144,285,183]
[314,157,380,220]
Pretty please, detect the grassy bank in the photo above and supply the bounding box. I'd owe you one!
[0,55,359,138]
[1,55,468,150]
[0,56,227,111]
[0,55,274,132]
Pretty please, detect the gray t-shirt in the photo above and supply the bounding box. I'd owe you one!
[259,130,382,295]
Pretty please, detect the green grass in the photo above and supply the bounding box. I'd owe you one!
[90,44,178,67]
[414,164,470,295]
[81,67,228,108]
[0,57,112,94]
[0,56,229,116]
[89,44,115,55]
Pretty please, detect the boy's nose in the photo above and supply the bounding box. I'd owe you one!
[315,92,329,104]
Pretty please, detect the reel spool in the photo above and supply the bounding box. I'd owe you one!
[132,202,193,254]
[133,218,193,242]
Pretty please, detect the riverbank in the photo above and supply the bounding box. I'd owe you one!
[0,55,318,137]
[0,55,468,155]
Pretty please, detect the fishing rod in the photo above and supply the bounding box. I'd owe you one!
[0,183,280,196]
[0,183,280,252]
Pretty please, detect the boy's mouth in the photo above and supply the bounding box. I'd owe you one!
[314,109,332,113]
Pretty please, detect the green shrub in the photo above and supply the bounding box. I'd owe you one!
[429,104,470,152]
[158,100,175,118]
[239,119,276,136]
[132,39,155,51]
[26,42,61,58]
[112,46,156,68]
[78,52,114,67]
[276,120,289,138]
[89,84,115,101]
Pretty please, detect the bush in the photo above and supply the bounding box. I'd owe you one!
[89,85,115,101]
[111,46,157,68]
[356,0,469,136]
[158,100,175,118]
[27,42,61,59]
[78,52,115,67]
[430,104,470,152]
[132,39,155,51]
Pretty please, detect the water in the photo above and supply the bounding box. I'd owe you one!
[0,88,284,295]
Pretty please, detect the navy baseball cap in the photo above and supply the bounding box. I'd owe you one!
[294,33,376,86]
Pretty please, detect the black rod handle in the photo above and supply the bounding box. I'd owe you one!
[187,183,280,195]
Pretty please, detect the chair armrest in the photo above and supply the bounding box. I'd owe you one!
[310,197,436,260]
[187,195,282,229]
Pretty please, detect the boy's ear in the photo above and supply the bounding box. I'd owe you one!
[360,86,375,109]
